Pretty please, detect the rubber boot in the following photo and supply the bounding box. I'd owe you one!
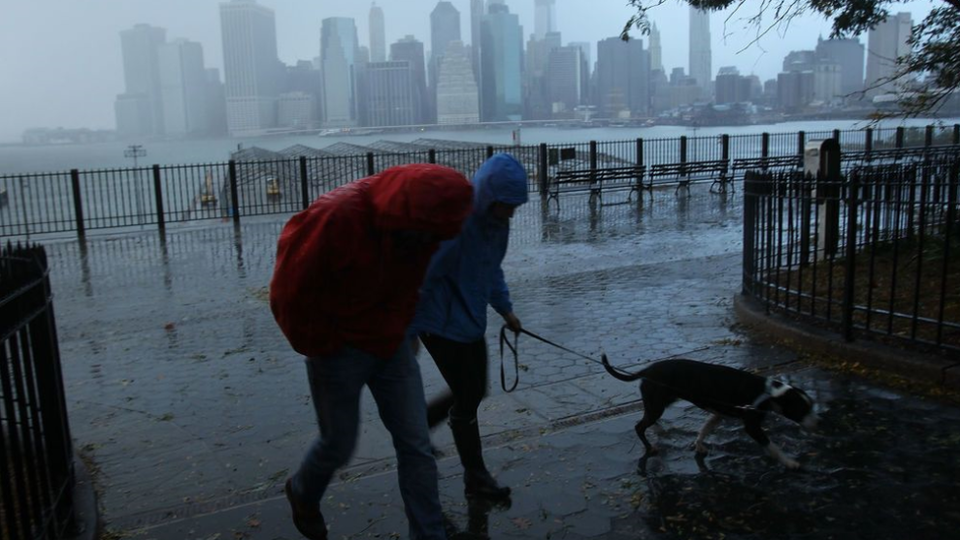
[449,415,511,500]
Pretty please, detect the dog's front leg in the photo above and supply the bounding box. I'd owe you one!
[693,414,723,454]
[743,417,799,469]
[765,442,800,469]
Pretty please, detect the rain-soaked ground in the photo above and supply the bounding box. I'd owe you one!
[39,187,960,539]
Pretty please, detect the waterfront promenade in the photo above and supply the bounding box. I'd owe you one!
[43,187,960,539]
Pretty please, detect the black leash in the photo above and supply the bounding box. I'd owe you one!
[499,325,607,393]
[496,327,806,416]
[498,325,711,392]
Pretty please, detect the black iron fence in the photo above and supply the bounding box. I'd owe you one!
[0,244,76,539]
[742,154,960,357]
[0,125,958,239]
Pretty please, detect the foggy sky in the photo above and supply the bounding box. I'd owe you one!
[0,0,936,143]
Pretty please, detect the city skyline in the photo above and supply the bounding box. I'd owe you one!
[0,0,941,142]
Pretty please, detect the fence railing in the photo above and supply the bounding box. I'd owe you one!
[1,125,958,239]
[1,244,76,539]
[742,156,960,358]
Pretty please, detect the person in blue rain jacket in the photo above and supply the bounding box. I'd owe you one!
[410,152,529,501]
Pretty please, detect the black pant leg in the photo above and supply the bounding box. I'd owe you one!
[420,334,488,421]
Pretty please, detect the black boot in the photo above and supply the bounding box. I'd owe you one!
[449,415,511,500]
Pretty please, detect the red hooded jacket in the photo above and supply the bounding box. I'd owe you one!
[269,164,473,359]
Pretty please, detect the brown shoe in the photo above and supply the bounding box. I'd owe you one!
[284,478,328,540]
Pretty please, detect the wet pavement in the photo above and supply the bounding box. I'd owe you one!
[40,187,960,539]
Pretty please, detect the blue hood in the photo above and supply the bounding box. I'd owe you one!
[409,153,528,343]
[472,153,529,214]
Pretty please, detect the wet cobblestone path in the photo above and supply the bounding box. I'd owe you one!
[42,188,960,538]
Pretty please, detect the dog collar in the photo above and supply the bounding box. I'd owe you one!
[751,378,790,409]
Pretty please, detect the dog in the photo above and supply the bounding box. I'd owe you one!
[601,357,818,469]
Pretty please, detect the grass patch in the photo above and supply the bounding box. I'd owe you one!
[769,232,960,350]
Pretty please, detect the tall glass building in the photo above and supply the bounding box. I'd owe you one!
[321,17,360,127]
[480,3,523,122]
[220,0,280,135]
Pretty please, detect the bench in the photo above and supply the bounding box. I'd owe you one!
[732,155,803,177]
[647,160,730,194]
[843,146,960,169]
[548,165,646,205]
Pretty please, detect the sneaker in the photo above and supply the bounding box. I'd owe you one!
[284,478,328,540]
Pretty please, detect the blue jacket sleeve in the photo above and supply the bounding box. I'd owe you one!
[488,264,513,316]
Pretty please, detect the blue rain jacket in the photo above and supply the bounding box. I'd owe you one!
[410,153,529,343]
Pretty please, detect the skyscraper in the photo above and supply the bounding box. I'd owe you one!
[689,7,712,91]
[595,36,650,118]
[649,23,663,73]
[158,39,209,136]
[430,1,462,123]
[436,41,480,124]
[534,0,557,40]
[360,61,417,126]
[480,3,523,121]
[470,0,484,79]
[525,32,561,119]
[816,37,865,98]
[568,41,592,105]
[391,36,428,124]
[220,0,281,135]
[369,3,386,63]
[431,1,461,63]
[546,46,583,114]
[865,13,912,97]
[321,17,360,127]
[116,24,166,136]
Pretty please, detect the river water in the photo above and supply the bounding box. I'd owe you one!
[2,117,958,175]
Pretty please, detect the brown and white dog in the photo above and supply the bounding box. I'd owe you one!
[602,357,818,469]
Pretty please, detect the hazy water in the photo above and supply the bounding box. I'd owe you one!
[2,117,957,175]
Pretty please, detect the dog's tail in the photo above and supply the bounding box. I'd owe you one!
[601,353,647,382]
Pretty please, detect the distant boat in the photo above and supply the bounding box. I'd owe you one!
[200,171,217,206]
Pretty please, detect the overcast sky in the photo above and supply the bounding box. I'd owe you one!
[0,0,935,143]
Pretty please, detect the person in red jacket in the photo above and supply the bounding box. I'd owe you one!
[270,164,473,540]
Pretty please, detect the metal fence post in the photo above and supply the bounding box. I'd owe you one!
[842,171,859,341]
[228,160,240,225]
[299,156,310,210]
[152,165,165,233]
[833,129,841,149]
[721,134,730,162]
[486,146,494,159]
[636,138,645,193]
[925,125,934,147]
[742,171,757,295]
[366,152,375,176]
[589,140,598,191]
[537,143,548,197]
[896,127,905,149]
[679,136,687,163]
[954,124,959,145]
[761,133,770,158]
[865,128,873,157]
[70,169,85,240]
[428,149,436,164]
[797,131,805,157]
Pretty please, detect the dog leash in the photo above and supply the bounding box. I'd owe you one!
[498,325,710,392]
[499,325,607,392]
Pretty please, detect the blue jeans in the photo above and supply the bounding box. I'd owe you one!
[290,342,446,540]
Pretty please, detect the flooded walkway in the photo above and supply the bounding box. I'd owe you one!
[43,187,960,538]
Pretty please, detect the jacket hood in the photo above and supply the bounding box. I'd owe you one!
[472,153,529,214]
[369,164,474,239]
